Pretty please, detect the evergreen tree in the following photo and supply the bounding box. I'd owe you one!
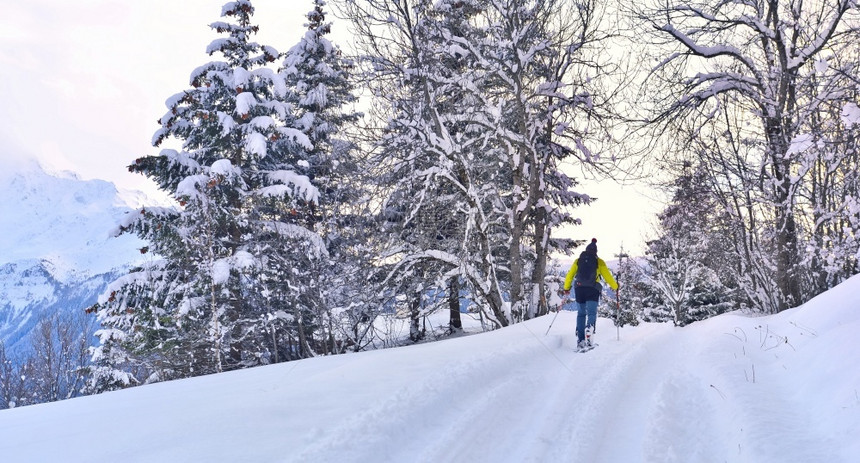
[641,163,735,325]
[90,0,319,388]
[604,250,640,327]
[279,0,368,353]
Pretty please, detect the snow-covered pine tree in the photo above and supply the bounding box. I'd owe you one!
[278,0,369,354]
[641,163,735,325]
[603,250,640,327]
[90,0,320,387]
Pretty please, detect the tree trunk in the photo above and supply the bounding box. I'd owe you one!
[509,221,524,322]
[766,116,802,312]
[297,315,313,359]
[530,138,550,318]
[410,292,424,342]
[448,277,462,331]
[509,143,526,323]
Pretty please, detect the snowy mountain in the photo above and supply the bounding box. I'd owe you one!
[1,273,857,462]
[0,161,148,353]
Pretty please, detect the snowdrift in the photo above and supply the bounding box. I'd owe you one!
[1,275,859,462]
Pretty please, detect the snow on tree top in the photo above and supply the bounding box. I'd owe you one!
[265,169,319,203]
[211,250,256,285]
[221,0,253,17]
[262,45,279,58]
[206,37,237,56]
[249,115,275,129]
[255,68,287,97]
[218,111,237,136]
[235,92,257,115]
[244,132,267,158]
[165,91,189,109]
[189,61,229,87]
[301,83,329,109]
[176,174,209,200]
[232,67,251,88]
[276,127,313,151]
[210,159,241,177]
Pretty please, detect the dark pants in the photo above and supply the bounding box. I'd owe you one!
[574,284,602,343]
[576,300,598,342]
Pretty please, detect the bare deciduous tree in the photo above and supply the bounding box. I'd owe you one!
[633,0,860,311]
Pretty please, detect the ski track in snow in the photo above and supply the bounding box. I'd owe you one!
[293,318,733,462]
[292,313,849,462]
[293,326,561,462]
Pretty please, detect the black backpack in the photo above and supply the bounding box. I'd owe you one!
[574,252,598,287]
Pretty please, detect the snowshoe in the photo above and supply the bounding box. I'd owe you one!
[577,327,597,353]
[576,342,596,353]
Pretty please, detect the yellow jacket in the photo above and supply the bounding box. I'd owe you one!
[564,256,618,291]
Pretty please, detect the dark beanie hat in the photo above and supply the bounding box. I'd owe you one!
[586,238,597,254]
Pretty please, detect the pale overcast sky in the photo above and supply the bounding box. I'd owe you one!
[0,0,659,257]
[0,1,309,188]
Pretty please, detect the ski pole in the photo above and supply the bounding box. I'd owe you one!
[615,286,621,341]
[545,299,564,336]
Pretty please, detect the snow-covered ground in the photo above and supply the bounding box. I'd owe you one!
[2,275,858,462]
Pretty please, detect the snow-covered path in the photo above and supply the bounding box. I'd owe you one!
[381,318,726,463]
[2,279,859,462]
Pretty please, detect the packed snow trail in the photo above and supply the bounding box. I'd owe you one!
[298,316,721,463]
[2,285,860,462]
[290,310,856,463]
[280,311,849,462]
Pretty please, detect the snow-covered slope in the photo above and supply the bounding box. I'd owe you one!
[0,160,145,274]
[1,274,857,462]
[0,161,147,352]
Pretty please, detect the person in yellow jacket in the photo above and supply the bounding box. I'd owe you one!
[563,238,618,348]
